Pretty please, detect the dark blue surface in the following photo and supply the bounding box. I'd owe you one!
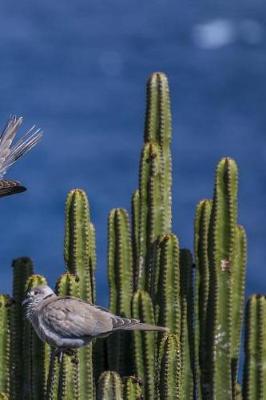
[0,1,266,307]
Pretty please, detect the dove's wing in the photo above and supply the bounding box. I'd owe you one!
[0,179,26,197]
[39,297,118,338]
[0,116,42,178]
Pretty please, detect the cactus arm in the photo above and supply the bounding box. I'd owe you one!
[0,295,13,396]
[64,189,96,399]
[180,249,194,400]
[231,225,247,392]
[137,142,163,290]
[107,208,133,375]
[64,189,95,303]
[144,72,172,232]
[243,295,266,400]
[132,290,156,400]
[123,376,142,400]
[157,334,182,400]
[155,234,180,333]
[10,257,33,400]
[194,199,212,399]
[131,189,140,288]
[97,371,123,400]
[207,158,238,399]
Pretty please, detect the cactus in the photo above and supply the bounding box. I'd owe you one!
[194,199,212,399]
[64,188,96,303]
[0,72,265,400]
[243,295,266,400]
[0,394,8,400]
[206,158,238,399]
[132,290,156,400]
[23,274,50,400]
[107,208,133,374]
[97,371,123,400]
[0,295,13,396]
[64,189,95,400]
[154,234,180,333]
[10,257,34,400]
[180,249,194,400]
[134,73,172,291]
[123,376,143,400]
[157,333,182,400]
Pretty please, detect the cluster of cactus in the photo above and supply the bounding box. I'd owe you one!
[0,72,265,399]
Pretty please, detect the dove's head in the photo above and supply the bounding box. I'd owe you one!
[22,285,55,317]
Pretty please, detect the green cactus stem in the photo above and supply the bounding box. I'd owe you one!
[194,199,212,399]
[64,189,96,303]
[231,225,247,392]
[180,249,194,400]
[107,208,133,375]
[97,371,123,400]
[64,190,95,399]
[131,189,140,287]
[0,393,8,400]
[207,157,238,399]
[154,234,180,334]
[132,290,156,400]
[157,333,182,400]
[135,73,173,291]
[144,72,172,232]
[137,142,164,290]
[23,274,49,400]
[243,295,266,400]
[123,376,143,400]
[10,257,33,400]
[0,295,13,396]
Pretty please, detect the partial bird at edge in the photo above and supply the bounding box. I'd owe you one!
[0,116,43,197]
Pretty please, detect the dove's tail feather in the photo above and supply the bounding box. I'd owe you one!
[123,322,169,332]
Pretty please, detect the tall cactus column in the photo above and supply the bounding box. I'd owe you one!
[133,72,173,292]
[10,257,33,400]
[107,208,134,375]
[64,189,96,400]
[0,294,13,397]
[243,295,266,400]
[195,158,247,400]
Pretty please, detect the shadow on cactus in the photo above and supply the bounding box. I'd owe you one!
[0,72,265,400]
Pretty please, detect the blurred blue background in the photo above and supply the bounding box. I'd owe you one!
[0,1,265,305]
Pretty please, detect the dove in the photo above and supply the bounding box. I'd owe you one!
[22,285,169,358]
[0,115,42,197]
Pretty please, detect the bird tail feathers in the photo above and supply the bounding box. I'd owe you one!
[123,322,169,332]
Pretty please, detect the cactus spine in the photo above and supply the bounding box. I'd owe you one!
[243,295,266,400]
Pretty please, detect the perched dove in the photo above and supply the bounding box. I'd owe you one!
[22,285,168,354]
[0,115,42,197]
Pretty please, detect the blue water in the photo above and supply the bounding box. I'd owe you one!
[0,1,266,311]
